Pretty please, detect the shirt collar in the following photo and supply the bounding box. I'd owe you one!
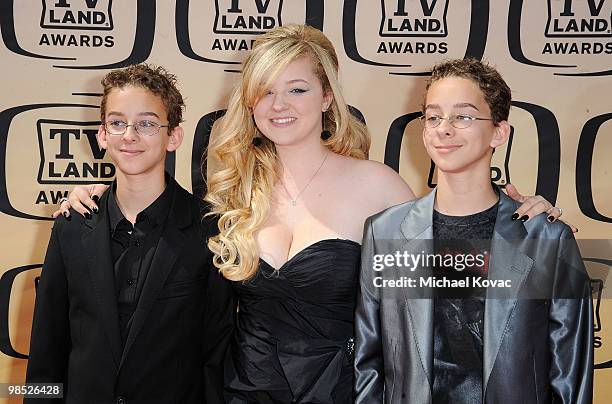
[107,173,175,233]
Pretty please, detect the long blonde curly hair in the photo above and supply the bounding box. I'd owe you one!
[205,24,370,281]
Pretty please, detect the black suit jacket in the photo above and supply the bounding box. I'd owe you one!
[26,178,234,404]
[355,188,593,404]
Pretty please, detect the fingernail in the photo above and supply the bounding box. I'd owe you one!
[62,211,68,218]
[519,215,529,222]
[511,213,519,221]
[547,215,554,222]
[91,195,99,203]
[92,206,98,214]
[85,212,92,220]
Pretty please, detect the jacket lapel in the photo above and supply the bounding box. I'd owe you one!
[82,193,122,369]
[118,184,191,369]
[483,191,534,391]
[400,188,436,387]
[399,188,537,394]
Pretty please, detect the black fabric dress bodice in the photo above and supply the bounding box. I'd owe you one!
[225,239,361,404]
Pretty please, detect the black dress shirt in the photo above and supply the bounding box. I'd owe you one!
[107,179,173,345]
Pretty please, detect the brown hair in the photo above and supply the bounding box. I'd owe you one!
[100,63,185,130]
[424,58,512,124]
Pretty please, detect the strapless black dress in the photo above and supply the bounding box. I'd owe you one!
[225,239,361,404]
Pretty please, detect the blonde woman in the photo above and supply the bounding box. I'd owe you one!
[204,25,560,403]
[57,25,563,402]
[207,24,414,403]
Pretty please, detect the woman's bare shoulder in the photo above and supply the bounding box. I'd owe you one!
[340,157,416,207]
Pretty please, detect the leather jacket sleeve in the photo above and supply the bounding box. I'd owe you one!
[355,218,385,403]
[548,226,593,404]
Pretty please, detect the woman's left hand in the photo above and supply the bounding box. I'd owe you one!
[505,183,577,233]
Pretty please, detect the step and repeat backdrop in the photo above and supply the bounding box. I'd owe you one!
[0,1,610,401]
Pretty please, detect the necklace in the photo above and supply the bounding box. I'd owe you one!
[280,152,329,206]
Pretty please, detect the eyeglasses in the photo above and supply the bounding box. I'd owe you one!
[419,114,495,129]
[104,120,169,136]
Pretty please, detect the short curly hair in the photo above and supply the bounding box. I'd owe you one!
[100,63,185,131]
[424,58,511,124]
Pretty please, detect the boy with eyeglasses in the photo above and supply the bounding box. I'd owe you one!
[354,58,593,403]
[26,64,234,403]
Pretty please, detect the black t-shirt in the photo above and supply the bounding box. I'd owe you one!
[431,202,498,404]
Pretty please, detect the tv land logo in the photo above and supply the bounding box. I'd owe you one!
[213,0,283,35]
[343,0,489,75]
[379,0,448,38]
[508,0,612,76]
[545,0,610,38]
[176,0,324,65]
[36,119,115,188]
[0,0,154,69]
[0,103,114,221]
[40,0,113,30]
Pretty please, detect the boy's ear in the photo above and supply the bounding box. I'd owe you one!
[490,120,511,148]
[96,124,108,149]
[166,126,184,152]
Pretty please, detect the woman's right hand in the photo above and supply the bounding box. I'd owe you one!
[52,184,109,219]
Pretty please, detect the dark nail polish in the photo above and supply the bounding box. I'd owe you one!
[91,195,99,203]
[547,215,554,222]
[85,212,92,220]
[62,211,68,218]
[519,215,529,222]
[92,206,98,214]
[511,213,519,221]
